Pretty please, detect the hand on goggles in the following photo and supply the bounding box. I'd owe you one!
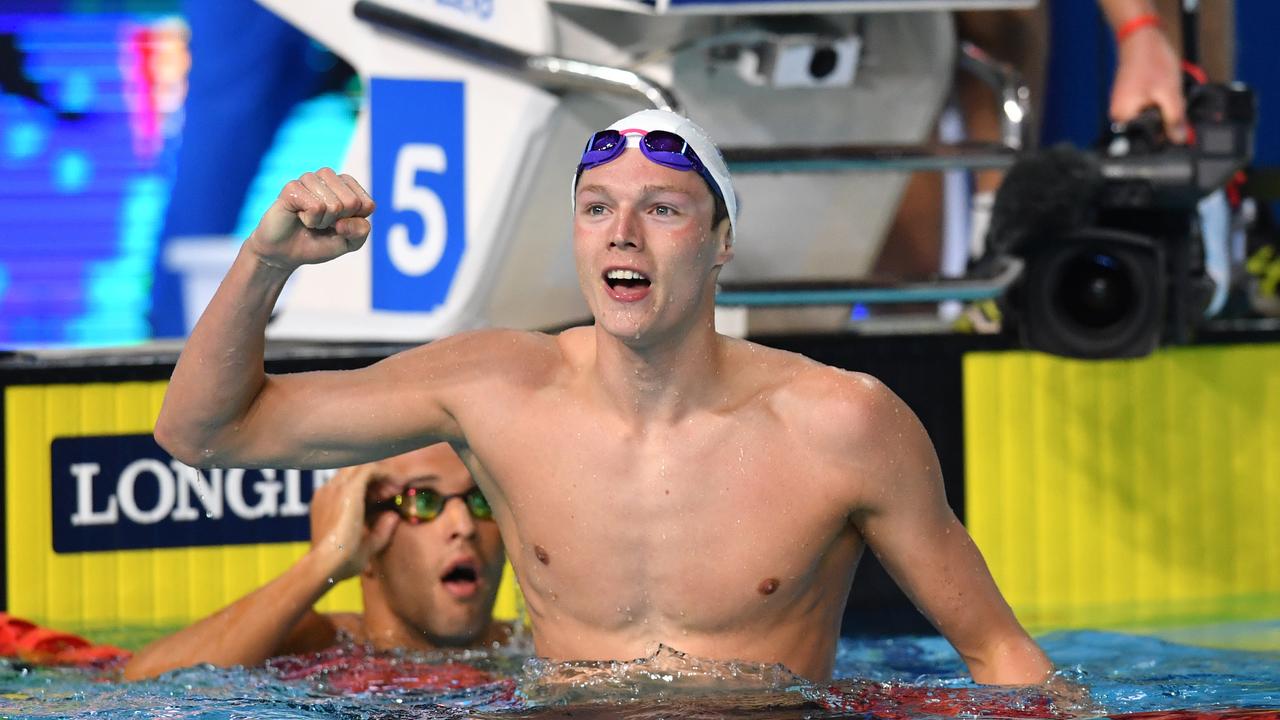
[366,486,493,525]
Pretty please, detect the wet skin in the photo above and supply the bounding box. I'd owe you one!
[123,444,507,680]
[358,444,506,650]
[157,162,1051,683]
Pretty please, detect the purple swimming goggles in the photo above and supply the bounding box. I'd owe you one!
[575,128,726,207]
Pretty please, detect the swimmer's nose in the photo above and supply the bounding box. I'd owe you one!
[439,495,478,540]
[610,207,643,251]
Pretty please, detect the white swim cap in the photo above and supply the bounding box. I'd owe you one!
[572,109,737,237]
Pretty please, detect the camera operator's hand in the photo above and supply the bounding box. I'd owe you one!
[1109,12,1187,144]
[247,167,375,273]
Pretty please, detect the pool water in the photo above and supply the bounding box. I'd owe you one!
[1,627,1277,719]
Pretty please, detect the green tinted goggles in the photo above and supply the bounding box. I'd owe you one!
[366,487,493,524]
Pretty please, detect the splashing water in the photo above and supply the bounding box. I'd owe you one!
[0,629,1277,719]
[518,644,806,707]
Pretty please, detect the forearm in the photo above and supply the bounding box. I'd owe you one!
[926,555,1054,685]
[155,242,290,464]
[935,536,1053,684]
[872,513,1053,685]
[1098,0,1186,139]
[1097,0,1159,32]
[939,543,1053,684]
[962,627,1054,685]
[123,549,340,680]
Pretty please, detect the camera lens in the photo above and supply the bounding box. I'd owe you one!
[1015,229,1165,359]
[809,46,837,79]
[1052,252,1136,330]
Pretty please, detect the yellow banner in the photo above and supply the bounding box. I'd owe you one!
[4,381,521,634]
[965,344,1280,632]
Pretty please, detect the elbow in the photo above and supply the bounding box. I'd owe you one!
[153,413,215,467]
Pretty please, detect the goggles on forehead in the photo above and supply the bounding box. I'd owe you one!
[366,486,493,525]
[575,128,725,207]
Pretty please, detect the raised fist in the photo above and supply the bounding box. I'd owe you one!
[247,167,376,272]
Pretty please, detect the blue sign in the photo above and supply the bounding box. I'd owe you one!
[369,78,467,312]
[50,435,332,553]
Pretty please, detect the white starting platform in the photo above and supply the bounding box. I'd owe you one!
[256,0,1034,342]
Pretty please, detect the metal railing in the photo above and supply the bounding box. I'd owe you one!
[352,0,1031,309]
[353,0,681,112]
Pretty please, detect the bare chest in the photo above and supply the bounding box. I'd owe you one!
[471,403,859,632]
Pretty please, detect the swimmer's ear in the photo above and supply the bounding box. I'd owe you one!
[713,218,734,266]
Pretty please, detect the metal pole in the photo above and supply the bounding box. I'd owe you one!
[1181,0,1200,67]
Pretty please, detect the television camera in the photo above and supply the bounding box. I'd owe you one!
[985,81,1256,359]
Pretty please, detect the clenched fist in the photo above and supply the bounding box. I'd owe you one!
[247,167,376,272]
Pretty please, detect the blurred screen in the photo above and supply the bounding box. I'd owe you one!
[0,1,187,347]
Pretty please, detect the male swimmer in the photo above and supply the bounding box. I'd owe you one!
[156,109,1051,683]
[124,443,507,680]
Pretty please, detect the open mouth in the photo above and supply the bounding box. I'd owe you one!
[604,269,651,299]
[440,561,481,598]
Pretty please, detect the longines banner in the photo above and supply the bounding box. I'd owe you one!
[3,380,363,626]
[4,380,520,630]
[50,434,335,553]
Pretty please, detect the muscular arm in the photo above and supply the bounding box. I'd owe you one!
[122,552,345,680]
[841,377,1051,685]
[155,169,511,469]
[123,464,396,680]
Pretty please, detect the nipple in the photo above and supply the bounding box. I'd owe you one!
[535,545,551,565]
[757,578,780,595]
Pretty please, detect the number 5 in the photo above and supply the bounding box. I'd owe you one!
[387,143,448,276]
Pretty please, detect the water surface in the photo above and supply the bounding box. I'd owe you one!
[1,626,1276,719]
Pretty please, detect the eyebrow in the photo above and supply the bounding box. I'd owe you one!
[576,183,695,200]
[640,184,696,198]
[576,184,612,199]
[398,474,442,487]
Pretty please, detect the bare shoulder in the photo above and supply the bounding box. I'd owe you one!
[326,612,365,640]
[397,327,555,364]
[385,328,564,388]
[277,610,347,656]
[774,354,943,514]
[552,325,601,365]
[746,344,917,454]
